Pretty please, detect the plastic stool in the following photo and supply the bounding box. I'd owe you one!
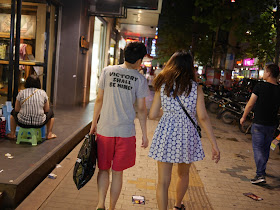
[2,104,46,138]
[16,127,42,146]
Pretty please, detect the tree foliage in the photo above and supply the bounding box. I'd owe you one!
[156,0,195,64]
[156,0,280,67]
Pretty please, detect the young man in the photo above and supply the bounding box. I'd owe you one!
[90,42,149,210]
[240,64,280,184]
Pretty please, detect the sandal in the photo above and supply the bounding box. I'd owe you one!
[174,204,185,210]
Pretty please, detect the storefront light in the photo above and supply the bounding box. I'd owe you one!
[259,70,264,78]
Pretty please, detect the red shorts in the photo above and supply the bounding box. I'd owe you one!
[96,134,136,171]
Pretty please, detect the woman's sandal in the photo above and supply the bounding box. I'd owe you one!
[174,204,186,210]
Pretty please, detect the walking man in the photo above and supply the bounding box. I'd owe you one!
[90,42,149,210]
[240,63,280,184]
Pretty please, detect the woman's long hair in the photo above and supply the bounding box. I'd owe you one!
[153,51,197,98]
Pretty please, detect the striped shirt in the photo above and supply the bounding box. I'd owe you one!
[16,88,48,126]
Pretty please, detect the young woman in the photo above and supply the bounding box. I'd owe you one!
[6,75,56,140]
[148,51,220,210]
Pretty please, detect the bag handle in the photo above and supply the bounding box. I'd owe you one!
[21,89,39,105]
[175,95,201,137]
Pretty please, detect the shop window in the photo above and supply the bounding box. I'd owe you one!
[0,1,58,104]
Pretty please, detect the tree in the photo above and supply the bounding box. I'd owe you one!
[156,0,280,68]
[156,0,195,64]
[194,0,280,66]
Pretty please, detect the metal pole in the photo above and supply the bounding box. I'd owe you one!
[13,0,22,107]
[8,0,16,101]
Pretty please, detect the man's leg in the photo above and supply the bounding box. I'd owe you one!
[97,169,110,209]
[251,124,266,177]
[96,134,115,209]
[109,170,123,210]
[157,161,173,210]
[109,136,136,209]
[262,125,277,175]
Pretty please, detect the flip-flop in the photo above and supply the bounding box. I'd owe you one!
[47,133,57,140]
[5,135,16,141]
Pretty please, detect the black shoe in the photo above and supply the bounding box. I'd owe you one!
[174,204,185,210]
[250,175,266,184]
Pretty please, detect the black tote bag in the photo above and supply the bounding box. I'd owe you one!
[73,134,97,190]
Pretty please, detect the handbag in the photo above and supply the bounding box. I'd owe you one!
[73,133,97,190]
[175,96,202,138]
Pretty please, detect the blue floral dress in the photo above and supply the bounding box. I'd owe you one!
[148,81,205,163]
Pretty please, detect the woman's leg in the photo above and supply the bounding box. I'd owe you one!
[109,170,123,210]
[157,161,173,210]
[7,110,18,139]
[97,169,110,209]
[45,109,56,139]
[46,118,57,139]
[174,163,191,208]
[8,115,17,138]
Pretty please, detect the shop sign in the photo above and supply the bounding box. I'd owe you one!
[80,36,89,54]
[236,59,242,65]
[243,58,254,66]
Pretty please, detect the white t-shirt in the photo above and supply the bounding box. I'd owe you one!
[97,65,149,137]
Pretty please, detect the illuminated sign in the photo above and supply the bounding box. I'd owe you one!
[236,60,242,65]
[243,58,254,66]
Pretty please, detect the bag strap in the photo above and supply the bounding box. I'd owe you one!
[175,95,198,129]
[21,89,39,105]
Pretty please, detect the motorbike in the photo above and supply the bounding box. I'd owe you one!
[204,86,233,114]
[217,99,254,133]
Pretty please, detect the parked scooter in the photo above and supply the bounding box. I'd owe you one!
[204,86,233,114]
[217,99,254,133]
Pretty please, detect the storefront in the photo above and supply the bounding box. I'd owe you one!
[0,0,59,105]
[234,58,262,79]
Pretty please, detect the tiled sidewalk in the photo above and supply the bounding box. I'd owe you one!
[17,113,280,210]
[17,118,212,210]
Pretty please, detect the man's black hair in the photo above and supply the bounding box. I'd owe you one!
[124,42,147,64]
[25,75,41,89]
[266,63,279,78]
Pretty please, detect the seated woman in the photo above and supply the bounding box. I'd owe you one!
[6,75,57,140]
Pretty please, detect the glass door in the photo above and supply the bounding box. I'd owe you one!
[90,17,106,101]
